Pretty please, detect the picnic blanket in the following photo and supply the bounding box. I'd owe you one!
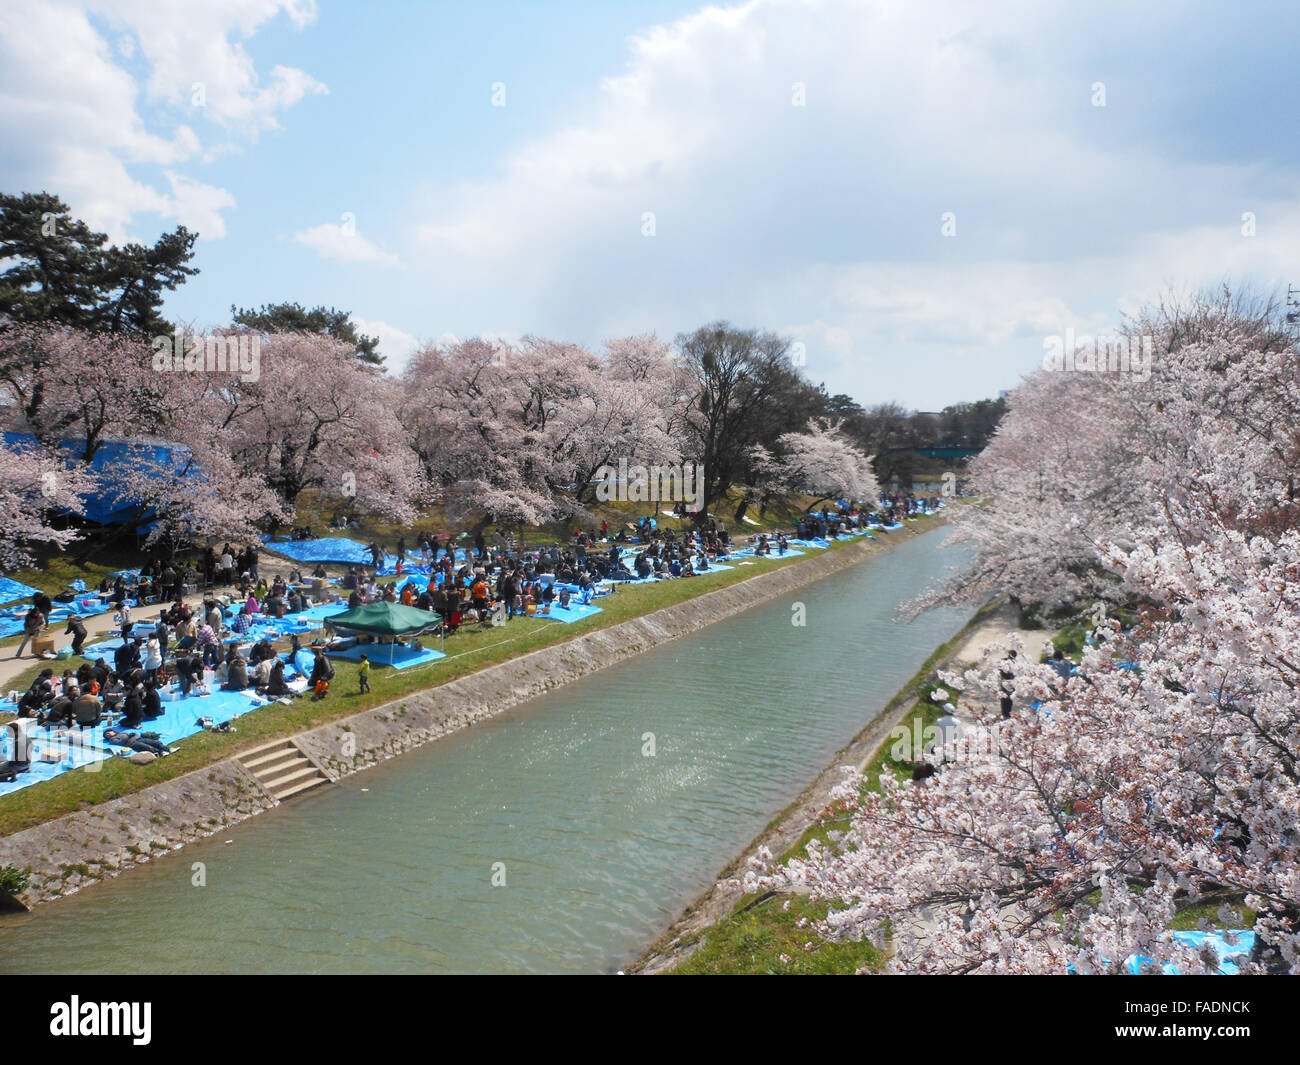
[1122,931,1255,975]
[532,601,603,623]
[326,642,446,670]
[0,577,40,604]
[263,538,389,565]
[0,687,269,797]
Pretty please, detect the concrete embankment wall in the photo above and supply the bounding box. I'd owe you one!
[0,519,942,907]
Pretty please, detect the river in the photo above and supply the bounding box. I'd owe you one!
[0,525,972,973]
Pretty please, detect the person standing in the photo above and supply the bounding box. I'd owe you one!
[144,636,163,685]
[310,650,334,701]
[114,601,133,640]
[64,614,88,657]
[14,607,46,659]
[358,653,371,695]
[999,650,1017,719]
[154,617,170,665]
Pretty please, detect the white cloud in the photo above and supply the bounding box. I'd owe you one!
[0,0,323,242]
[409,0,1300,406]
[351,317,421,370]
[163,171,238,239]
[294,222,402,267]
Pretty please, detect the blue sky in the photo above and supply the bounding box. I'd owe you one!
[3,0,1297,409]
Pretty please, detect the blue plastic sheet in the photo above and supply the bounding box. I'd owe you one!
[532,601,603,623]
[1122,931,1255,975]
[0,577,39,604]
[263,538,390,565]
[0,688,269,797]
[327,643,446,670]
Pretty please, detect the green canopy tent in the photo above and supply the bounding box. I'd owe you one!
[324,601,443,663]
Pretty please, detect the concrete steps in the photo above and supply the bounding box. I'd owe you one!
[238,738,331,802]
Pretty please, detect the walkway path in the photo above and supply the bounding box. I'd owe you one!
[0,555,301,693]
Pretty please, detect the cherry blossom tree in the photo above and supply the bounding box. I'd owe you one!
[753,418,879,512]
[0,437,94,570]
[399,333,693,525]
[742,291,1300,974]
[912,290,1298,615]
[216,330,425,523]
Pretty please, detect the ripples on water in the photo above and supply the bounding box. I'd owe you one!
[0,526,973,974]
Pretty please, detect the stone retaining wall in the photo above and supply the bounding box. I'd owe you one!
[0,519,941,907]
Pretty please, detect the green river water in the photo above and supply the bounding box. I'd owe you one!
[0,525,972,973]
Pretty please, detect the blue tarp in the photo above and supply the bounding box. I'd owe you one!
[2,433,193,527]
[263,538,388,565]
[0,688,269,797]
[1122,931,1255,975]
[327,643,446,670]
[0,577,40,604]
[533,601,603,624]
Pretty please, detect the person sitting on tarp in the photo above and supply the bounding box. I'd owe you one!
[117,683,142,728]
[162,598,189,626]
[231,606,254,635]
[142,681,163,721]
[43,685,77,727]
[251,655,274,688]
[222,650,249,691]
[174,654,202,697]
[263,659,292,697]
[100,673,126,711]
[18,676,54,717]
[71,680,102,726]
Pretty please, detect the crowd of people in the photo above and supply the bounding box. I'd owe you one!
[9,494,937,731]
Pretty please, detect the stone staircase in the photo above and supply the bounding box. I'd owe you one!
[238,738,331,802]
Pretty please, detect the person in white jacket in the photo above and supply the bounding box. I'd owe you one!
[144,636,163,684]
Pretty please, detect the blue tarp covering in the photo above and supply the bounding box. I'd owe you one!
[0,577,40,604]
[0,688,269,797]
[1122,931,1255,975]
[327,643,446,670]
[533,601,603,623]
[263,538,387,564]
[2,433,193,527]
[0,610,29,640]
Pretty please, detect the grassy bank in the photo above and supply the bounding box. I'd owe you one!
[0,513,945,839]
